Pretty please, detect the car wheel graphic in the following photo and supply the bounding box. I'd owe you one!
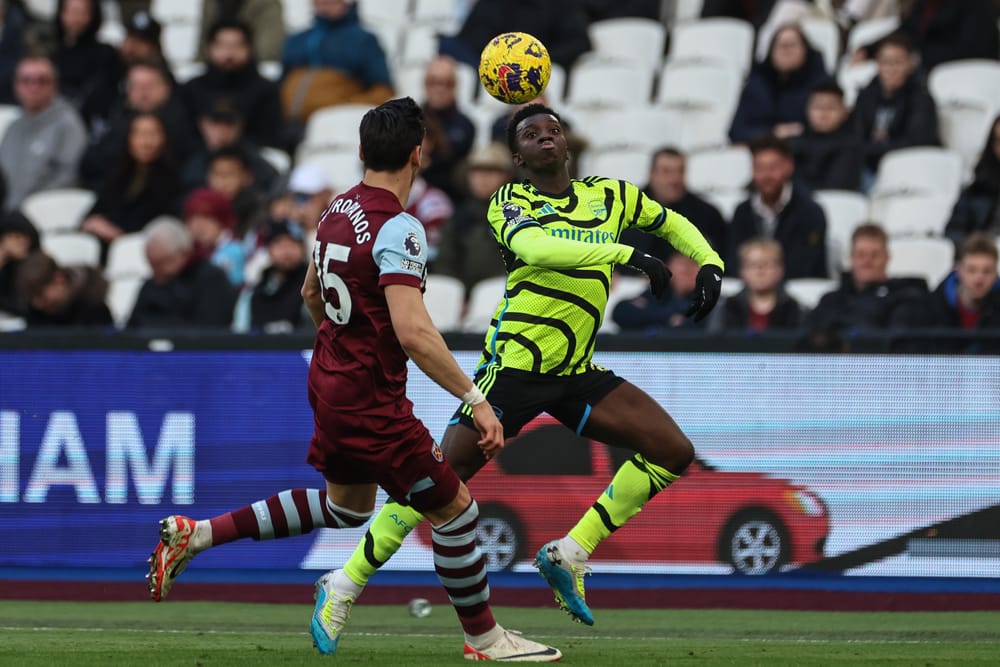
[720,511,788,575]
[476,505,524,571]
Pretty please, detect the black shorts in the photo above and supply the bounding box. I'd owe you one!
[450,363,625,437]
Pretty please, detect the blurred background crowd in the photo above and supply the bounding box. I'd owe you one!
[0,0,998,350]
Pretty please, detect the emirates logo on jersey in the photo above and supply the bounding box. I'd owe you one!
[404,231,422,257]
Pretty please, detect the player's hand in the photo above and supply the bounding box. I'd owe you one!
[685,264,724,322]
[471,401,504,459]
[625,250,672,298]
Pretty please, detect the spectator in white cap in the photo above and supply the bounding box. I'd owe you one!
[269,163,334,251]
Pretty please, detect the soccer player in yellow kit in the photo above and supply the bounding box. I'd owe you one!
[330,103,726,630]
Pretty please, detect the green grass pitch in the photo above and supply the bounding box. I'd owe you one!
[1,601,998,665]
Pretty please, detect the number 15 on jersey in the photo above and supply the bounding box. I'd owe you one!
[314,242,352,324]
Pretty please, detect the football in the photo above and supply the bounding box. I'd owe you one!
[478,32,551,105]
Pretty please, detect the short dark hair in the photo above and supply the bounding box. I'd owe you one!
[207,19,254,48]
[748,134,793,159]
[851,222,888,247]
[650,146,684,168]
[359,97,425,172]
[809,78,844,99]
[877,30,914,55]
[506,103,562,153]
[208,144,251,170]
[16,251,58,299]
[957,232,998,263]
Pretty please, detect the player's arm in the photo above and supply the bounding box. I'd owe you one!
[377,214,503,456]
[301,259,325,328]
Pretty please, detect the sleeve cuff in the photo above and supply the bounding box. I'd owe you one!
[378,273,423,288]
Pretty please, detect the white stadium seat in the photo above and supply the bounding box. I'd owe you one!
[720,277,744,298]
[423,274,465,333]
[814,189,870,274]
[108,275,146,328]
[876,195,954,238]
[259,146,291,175]
[368,23,403,64]
[870,147,963,203]
[799,17,840,74]
[300,151,364,196]
[656,62,742,119]
[412,0,462,33]
[846,16,901,56]
[685,146,751,196]
[462,276,507,333]
[928,60,1000,115]
[21,188,96,235]
[785,277,838,310]
[161,23,200,65]
[600,275,649,334]
[358,0,409,30]
[702,191,743,221]
[667,18,755,77]
[41,232,101,267]
[571,107,674,153]
[258,61,283,82]
[566,61,655,108]
[106,232,152,280]
[673,0,705,23]
[587,18,667,71]
[579,150,650,187]
[0,104,20,139]
[283,0,314,33]
[299,104,373,158]
[887,237,955,287]
[172,61,206,83]
[151,0,201,24]
[658,106,733,152]
[398,25,439,66]
[836,60,877,108]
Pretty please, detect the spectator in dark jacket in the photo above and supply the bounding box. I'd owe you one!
[15,250,112,327]
[805,223,927,334]
[181,20,283,148]
[899,0,999,73]
[0,0,30,105]
[420,56,475,201]
[0,210,37,316]
[613,252,706,332]
[729,135,828,279]
[852,32,940,176]
[710,237,803,333]
[249,220,309,333]
[729,23,829,144]
[128,217,237,329]
[81,112,180,247]
[792,80,864,191]
[52,0,121,128]
[619,147,728,266]
[945,115,1000,246]
[921,232,1000,331]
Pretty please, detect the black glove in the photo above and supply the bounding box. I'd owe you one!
[625,249,672,299]
[685,264,724,322]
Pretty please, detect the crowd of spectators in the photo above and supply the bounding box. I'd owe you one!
[0,0,996,350]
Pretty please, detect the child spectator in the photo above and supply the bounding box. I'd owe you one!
[945,115,1000,246]
[792,80,864,192]
[710,238,803,332]
[15,250,112,327]
[248,220,309,333]
[269,163,334,252]
[205,144,268,241]
[183,187,245,287]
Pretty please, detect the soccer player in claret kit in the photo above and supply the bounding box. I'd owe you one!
[146,97,561,662]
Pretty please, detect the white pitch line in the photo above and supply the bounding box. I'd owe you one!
[1,627,997,645]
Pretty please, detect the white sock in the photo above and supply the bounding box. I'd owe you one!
[191,520,213,554]
[465,622,504,649]
[332,568,364,598]
[558,535,590,565]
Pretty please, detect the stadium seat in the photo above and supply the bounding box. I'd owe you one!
[566,61,655,108]
[258,61,282,81]
[151,0,201,24]
[600,275,649,334]
[98,20,125,47]
[928,60,1000,115]
[0,311,25,332]
[423,274,465,333]
[161,23,200,65]
[579,149,650,187]
[846,16,901,56]
[799,17,841,74]
[299,104,373,158]
[21,188,96,235]
[41,232,101,268]
[299,151,364,195]
[172,61,206,83]
[814,189,869,274]
[673,0,705,23]
[358,0,409,30]
[259,147,291,175]
[658,106,732,152]
[666,18,755,77]
[23,0,56,20]
[0,104,21,140]
[836,60,877,107]
[720,277,744,298]
[887,237,954,287]
[368,23,403,64]
[685,146,751,196]
[462,276,507,332]
[655,62,742,122]
[283,0,314,33]
[871,147,963,202]
[876,194,954,238]
[106,232,152,280]
[398,26,439,66]
[784,277,838,310]
[108,275,146,328]
[702,191,743,221]
[935,103,995,184]
[571,107,674,153]
[412,0,462,33]
[587,18,667,71]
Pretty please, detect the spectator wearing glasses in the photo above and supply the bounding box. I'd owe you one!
[0,55,87,211]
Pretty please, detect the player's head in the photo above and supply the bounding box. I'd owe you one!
[358,96,425,175]
[506,103,567,172]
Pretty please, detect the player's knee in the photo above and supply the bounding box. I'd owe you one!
[643,431,694,473]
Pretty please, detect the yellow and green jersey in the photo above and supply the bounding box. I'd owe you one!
[480,177,724,376]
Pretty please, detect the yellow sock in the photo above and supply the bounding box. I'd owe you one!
[568,454,679,554]
[342,501,424,587]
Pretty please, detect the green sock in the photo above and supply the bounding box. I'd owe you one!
[568,454,679,554]
[342,501,424,587]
